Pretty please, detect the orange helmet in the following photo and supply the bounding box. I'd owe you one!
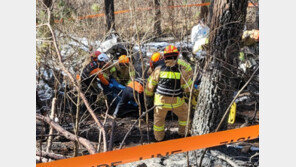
[76,74,80,81]
[150,52,161,68]
[163,45,179,59]
[151,52,161,62]
[118,55,129,64]
[253,30,259,41]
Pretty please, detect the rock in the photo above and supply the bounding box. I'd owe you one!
[241,145,251,153]
[137,163,147,167]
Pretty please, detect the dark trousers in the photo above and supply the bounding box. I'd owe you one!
[114,86,145,117]
[100,83,122,111]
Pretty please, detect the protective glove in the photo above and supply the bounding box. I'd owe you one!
[83,61,98,76]
[194,84,199,89]
[118,84,126,90]
[110,78,126,90]
[108,83,114,88]
[128,100,138,107]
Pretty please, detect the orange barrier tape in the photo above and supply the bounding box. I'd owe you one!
[36,125,259,167]
[54,2,257,23]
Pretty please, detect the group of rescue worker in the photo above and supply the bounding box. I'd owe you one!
[78,45,199,142]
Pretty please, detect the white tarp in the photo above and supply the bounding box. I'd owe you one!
[190,23,209,44]
[191,23,210,59]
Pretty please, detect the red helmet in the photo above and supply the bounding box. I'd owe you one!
[91,51,101,61]
[163,45,179,59]
[94,51,101,56]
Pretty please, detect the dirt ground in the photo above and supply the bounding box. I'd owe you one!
[37,92,259,163]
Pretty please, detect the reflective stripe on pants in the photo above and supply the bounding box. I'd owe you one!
[153,94,190,141]
[178,120,188,126]
[154,93,184,109]
[153,125,165,131]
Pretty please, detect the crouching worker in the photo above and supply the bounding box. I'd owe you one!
[145,45,193,141]
[79,51,103,98]
[81,52,125,110]
[147,52,164,76]
[115,55,131,85]
[113,63,147,117]
[113,78,146,118]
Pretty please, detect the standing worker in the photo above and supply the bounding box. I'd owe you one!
[145,45,193,141]
[148,51,198,110]
[113,54,149,117]
[148,52,193,75]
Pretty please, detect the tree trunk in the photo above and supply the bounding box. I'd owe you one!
[199,0,209,23]
[191,0,248,135]
[168,0,174,35]
[153,0,161,36]
[104,0,115,32]
[42,0,52,8]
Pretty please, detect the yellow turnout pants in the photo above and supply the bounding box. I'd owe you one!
[153,93,190,141]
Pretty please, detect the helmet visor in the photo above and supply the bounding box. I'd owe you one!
[164,53,178,60]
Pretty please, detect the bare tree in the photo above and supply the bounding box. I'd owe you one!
[199,0,209,23]
[167,0,174,35]
[104,0,115,32]
[153,0,161,36]
[42,0,52,9]
[191,0,248,135]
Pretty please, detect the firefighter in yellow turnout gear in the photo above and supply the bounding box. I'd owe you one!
[149,52,198,109]
[145,45,193,141]
[115,55,131,85]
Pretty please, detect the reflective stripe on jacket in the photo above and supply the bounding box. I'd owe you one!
[145,59,193,98]
[156,64,182,97]
[177,59,192,72]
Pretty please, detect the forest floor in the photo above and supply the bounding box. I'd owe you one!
[36,90,259,166]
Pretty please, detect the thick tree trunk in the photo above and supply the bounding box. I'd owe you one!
[153,0,161,35]
[192,0,248,135]
[104,0,115,32]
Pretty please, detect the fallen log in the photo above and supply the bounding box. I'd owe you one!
[46,97,57,152]
[36,114,96,154]
[210,150,246,167]
[36,151,68,160]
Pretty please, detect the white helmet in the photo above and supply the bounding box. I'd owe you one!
[97,53,109,63]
